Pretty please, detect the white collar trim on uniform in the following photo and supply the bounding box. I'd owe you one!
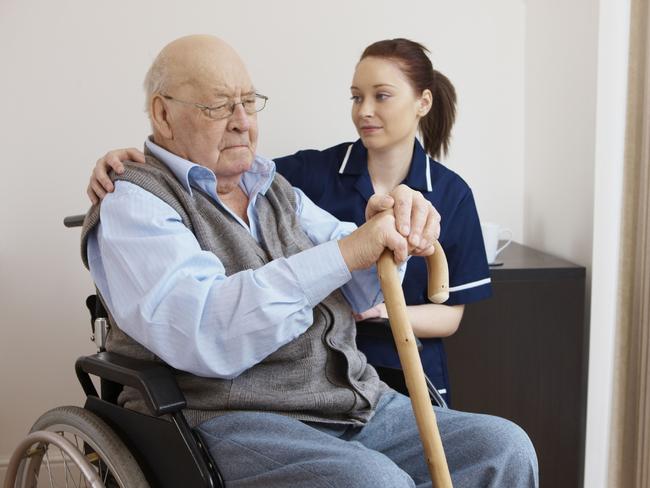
[338,144,354,174]
[425,155,433,192]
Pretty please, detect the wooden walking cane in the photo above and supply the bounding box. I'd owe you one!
[377,242,453,488]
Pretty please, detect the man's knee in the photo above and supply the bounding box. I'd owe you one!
[330,454,415,488]
[469,415,538,487]
[441,410,538,487]
[490,416,535,461]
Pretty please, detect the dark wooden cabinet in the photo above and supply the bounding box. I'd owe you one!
[445,242,588,488]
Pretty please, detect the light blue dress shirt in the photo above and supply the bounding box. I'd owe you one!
[87,140,404,379]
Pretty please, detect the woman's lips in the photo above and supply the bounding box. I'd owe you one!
[360,126,382,134]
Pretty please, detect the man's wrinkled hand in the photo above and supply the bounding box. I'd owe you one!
[339,210,409,271]
[365,185,441,257]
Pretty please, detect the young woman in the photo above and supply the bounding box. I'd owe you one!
[86,38,491,405]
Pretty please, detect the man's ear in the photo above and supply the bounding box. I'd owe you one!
[418,89,433,117]
[151,95,173,139]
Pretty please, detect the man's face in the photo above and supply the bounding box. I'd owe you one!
[161,64,259,180]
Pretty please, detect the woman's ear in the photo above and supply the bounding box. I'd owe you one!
[151,95,174,139]
[418,89,433,117]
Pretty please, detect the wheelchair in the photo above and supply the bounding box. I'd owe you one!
[4,215,447,488]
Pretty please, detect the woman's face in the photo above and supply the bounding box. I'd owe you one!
[350,57,429,153]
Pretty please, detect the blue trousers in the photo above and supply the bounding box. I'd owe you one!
[196,390,539,487]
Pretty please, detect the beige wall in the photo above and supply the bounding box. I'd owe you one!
[523,0,599,268]
[0,0,625,484]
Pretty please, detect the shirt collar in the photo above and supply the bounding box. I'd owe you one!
[403,139,433,192]
[337,138,433,193]
[144,138,276,198]
[337,139,368,175]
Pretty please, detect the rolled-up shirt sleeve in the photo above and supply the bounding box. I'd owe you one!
[89,181,353,379]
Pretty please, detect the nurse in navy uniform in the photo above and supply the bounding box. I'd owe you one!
[86,38,492,406]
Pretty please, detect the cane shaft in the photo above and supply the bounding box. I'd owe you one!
[378,249,453,488]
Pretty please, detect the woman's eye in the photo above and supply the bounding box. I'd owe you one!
[350,95,361,103]
[376,93,391,101]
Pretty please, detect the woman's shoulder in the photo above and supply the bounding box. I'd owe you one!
[275,142,353,168]
[274,142,355,185]
[428,159,474,201]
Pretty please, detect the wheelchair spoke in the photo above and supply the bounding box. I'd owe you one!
[103,462,110,484]
[61,443,83,488]
[71,434,88,488]
[44,449,56,487]
[62,445,69,487]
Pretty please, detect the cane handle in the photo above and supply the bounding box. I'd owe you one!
[426,241,449,304]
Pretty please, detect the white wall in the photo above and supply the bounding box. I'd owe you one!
[524,0,599,268]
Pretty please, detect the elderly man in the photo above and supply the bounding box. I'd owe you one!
[82,35,537,487]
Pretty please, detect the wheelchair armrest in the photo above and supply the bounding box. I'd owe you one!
[75,352,187,416]
[355,318,423,352]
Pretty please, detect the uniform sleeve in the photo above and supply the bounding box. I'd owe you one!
[442,189,493,305]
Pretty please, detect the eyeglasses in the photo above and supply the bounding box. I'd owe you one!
[160,92,268,120]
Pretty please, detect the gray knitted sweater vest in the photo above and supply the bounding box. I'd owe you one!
[80,155,387,427]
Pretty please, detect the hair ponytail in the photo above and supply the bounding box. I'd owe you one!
[360,38,457,160]
[421,69,456,159]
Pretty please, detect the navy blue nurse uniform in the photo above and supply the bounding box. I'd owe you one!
[274,139,492,405]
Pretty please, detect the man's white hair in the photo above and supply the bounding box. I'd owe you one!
[143,51,170,123]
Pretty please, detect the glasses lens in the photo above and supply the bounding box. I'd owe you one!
[208,103,231,120]
[207,95,267,119]
[254,95,267,113]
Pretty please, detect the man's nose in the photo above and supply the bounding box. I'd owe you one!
[228,102,250,131]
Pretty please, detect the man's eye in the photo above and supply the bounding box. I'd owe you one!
[242,98,257,106]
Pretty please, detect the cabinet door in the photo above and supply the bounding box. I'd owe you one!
[445,275,587,488]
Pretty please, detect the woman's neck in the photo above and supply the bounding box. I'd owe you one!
[367,138,415,195]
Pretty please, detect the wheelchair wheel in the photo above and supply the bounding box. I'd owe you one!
[6,406,148,488]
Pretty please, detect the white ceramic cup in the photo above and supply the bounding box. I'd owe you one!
[481,222,513,264]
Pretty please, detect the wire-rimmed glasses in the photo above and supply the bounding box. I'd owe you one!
[160,92,268,120]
